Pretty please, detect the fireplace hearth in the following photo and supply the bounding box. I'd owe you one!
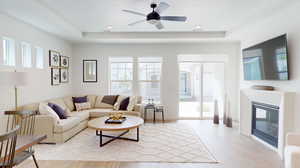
[252,102,279,148]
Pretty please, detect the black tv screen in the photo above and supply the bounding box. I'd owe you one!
[242,34,289,80]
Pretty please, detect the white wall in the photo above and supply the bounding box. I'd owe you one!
[72,43,240,120]
[0,14,72,113]
[229,1,300,131]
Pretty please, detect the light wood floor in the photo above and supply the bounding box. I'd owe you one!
[16,120,282,168]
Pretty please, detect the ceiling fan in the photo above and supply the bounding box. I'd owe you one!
[122,2,187,30]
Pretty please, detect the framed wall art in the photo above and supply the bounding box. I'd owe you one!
[60,68,69,83]
[51,68,60,85]
[60,56,69,68]
[49,50,60,67]
[83,60,97,83]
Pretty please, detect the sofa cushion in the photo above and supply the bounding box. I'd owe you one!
[88,108,115,118]
[95,96,114,108]
[127,96,138,111]
[119,97,130,110]
[63,96,75,111]
[87,95,97,108]
[113,96,127,110]
[69,111,89,122]
[54,117,81,133]
[38,103,60,124]
[48,98,71,116]
[101,95,119,105]
[48,103,68,119]
[75,102,91,111]
[72,96,88,111]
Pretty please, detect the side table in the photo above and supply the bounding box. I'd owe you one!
[144,104,165,123]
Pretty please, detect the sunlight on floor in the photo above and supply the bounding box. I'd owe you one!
[179,102,214,118]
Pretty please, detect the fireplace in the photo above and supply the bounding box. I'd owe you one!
[252,102,279,148]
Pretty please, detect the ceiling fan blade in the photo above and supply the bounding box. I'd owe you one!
[155,22,164,30]
[160,16,187,22]
[155,2,170,14]
[128,19,146,26]
[122,9,146,17]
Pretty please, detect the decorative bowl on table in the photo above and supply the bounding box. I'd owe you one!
[105,112,126,124]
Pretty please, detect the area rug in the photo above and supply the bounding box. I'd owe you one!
[35,123,217,163]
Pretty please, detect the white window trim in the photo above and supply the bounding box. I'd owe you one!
[109,56,162,102]
[21,42,32,68]
[35,46,44,69]
[2,37,16,66]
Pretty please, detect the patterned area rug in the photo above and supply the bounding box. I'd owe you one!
[35,123,217,163]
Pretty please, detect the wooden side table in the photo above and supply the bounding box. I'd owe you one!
[144,104,165,123]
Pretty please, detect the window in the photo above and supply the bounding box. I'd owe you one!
[109,57,162,102]
[21,42,32,68]
[2,38,15,66]
[138,57,162,103]
[110,57,133,95]
[35,46,44,69]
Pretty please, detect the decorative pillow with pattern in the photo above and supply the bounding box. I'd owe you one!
[127,96,137,111]
[75,102,91,111]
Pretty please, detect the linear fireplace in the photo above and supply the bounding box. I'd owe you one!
[252,102,279,148]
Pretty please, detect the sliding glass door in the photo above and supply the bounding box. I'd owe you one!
[179,62,225,119]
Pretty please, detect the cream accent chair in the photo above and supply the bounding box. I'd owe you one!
[284,133,300,168]
[18,95,143,144]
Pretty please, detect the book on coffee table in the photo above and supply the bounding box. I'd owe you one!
[105,117,127,124]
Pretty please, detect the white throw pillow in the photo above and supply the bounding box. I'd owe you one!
[75,102,91,111]
[39,103,60,124]
[127,96,137,111]
[113,96,126,110]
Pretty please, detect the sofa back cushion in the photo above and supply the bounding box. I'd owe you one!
[39,103,60,124]
[63,96,75,111]
[72,96,88,111]
[95,96,114,108]
[101,95,118,105]
[48,98,71,116]
[113,96,127,110]
[127,96,138,111]
[48,103,68,119]
[87,95,97,108]
[18,103,39,111]
[75,102,91,111]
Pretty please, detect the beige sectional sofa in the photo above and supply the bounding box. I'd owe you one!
[18,95,142,143]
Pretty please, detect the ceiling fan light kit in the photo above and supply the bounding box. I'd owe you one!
[122,2,187,30]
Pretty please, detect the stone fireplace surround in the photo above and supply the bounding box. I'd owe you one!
[240,89,295,159]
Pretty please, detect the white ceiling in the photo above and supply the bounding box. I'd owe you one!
[0,0,295,42]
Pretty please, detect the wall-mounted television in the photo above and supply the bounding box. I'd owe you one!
[242,34,289,80]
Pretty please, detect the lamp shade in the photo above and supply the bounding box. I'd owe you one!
[0,71,28,86]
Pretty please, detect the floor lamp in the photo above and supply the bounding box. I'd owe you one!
[0,71,28,110]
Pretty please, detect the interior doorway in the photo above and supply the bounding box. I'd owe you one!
[179,62,225,119]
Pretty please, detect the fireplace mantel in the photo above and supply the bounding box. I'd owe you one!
[240,89,295,159]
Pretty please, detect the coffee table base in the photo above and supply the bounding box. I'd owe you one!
[96,127,139,147]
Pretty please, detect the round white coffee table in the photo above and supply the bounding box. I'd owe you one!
[88,115,144,147]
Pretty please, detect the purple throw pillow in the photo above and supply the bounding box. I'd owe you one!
[119,97,130,110]
[48,103,67,119]
[72,96,88,111]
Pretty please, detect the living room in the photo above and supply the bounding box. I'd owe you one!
[0,0,300,168]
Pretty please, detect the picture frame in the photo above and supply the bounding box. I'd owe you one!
[60,68,69,83]
[83,60,98,83]
[51,68,60,85]
[49,50,60,67]
[60,56,69,68]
